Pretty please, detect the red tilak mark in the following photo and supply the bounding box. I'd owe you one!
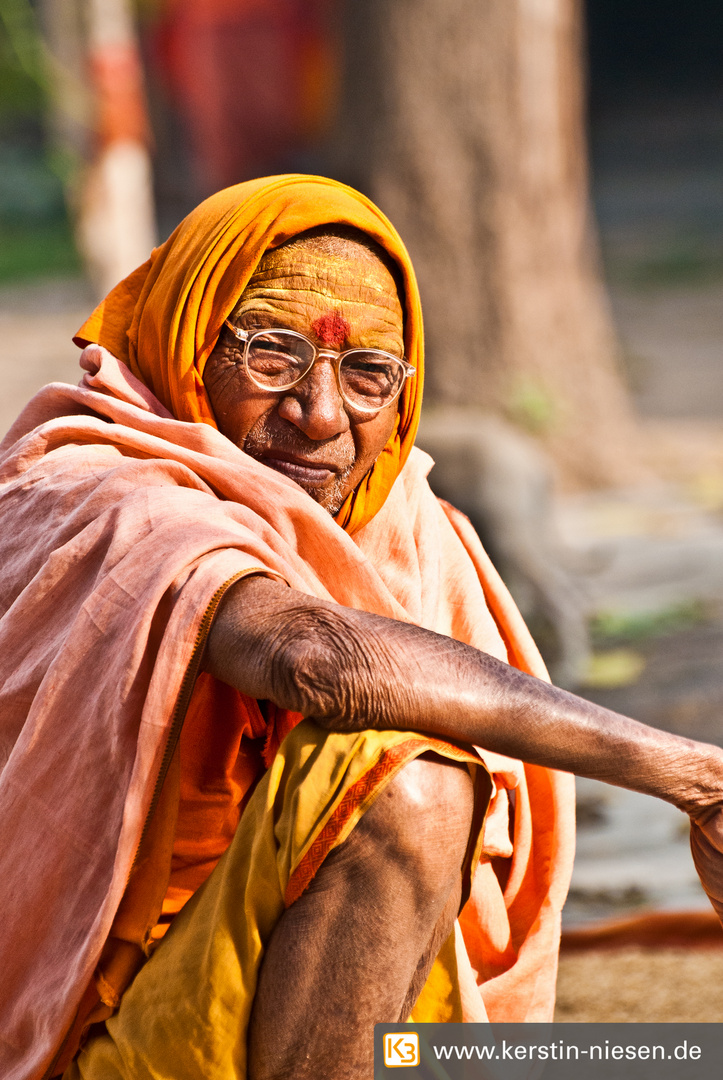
[312,312,350,347]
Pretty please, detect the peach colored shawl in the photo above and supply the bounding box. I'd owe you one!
[0,347,574,1079]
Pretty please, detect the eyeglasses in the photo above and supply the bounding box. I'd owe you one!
[223,320,416,414]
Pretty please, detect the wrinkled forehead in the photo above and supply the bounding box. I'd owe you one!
[231,236,405,325]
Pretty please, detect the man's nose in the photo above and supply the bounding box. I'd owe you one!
[276,360,350,440]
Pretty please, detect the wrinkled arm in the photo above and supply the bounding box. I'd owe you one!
[205,574,723,918]
[204,576,723,828]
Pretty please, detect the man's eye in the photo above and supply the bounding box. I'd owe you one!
[253,340,287,354]
[246,342,310,386]
[344,357,397,386]
[254,345,287,358]
[249,350,294,373]
[349,360,391,375]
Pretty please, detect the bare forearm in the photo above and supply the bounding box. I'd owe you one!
[204,576,723,819]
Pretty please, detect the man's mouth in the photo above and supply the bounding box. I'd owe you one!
[259,452,336,487]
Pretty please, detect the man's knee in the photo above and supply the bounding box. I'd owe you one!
[350,752,476,903]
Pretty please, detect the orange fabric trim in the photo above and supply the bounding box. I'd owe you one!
[284,737,474,907]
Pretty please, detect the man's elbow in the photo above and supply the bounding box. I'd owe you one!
[270,607,396,733]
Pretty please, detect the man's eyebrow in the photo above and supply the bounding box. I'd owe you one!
[232,309,282,329]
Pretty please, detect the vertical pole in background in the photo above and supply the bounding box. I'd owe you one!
[77,0,157,297]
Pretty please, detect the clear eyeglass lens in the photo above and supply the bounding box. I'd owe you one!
[340,352,405,409]
[244,330,405,408]
[246,331,314,387]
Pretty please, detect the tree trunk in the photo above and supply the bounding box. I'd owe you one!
[335,0,645,488]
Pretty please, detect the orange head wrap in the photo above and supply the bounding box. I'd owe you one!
[74,174,424,534]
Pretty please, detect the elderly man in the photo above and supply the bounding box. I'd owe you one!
[2,176,723,1080]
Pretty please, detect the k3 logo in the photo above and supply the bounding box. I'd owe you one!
[384,1031,420,1068]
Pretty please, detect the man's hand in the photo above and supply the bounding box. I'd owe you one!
[690,810,723,924]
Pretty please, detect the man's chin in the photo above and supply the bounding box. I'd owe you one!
[260,457,350,515]
[297,477,349,516]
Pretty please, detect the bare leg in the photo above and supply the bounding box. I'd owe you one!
[248,753,479,1080]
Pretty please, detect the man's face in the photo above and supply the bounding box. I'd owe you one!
[204,242,405,514]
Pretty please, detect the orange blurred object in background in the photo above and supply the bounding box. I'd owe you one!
[148,0,339,193]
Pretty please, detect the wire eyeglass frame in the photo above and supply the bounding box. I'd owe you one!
[223,320,415,414]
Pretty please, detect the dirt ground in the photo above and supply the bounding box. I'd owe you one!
[556,948,723,1022]
[0,278,91,439]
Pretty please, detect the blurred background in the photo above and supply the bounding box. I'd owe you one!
[2,0,723,1020]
